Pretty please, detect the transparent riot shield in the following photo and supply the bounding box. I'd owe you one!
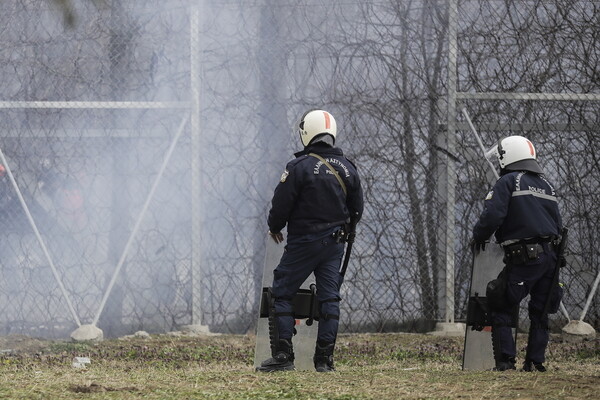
[462,244,516,370]
[254,234,318,371]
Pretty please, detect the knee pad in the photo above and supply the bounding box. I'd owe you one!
[319,297,341,321]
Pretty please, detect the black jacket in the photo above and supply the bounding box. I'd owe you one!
[268,143,363,236]
[473,170,562,244]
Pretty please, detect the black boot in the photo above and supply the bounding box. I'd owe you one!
[523,360,546,372]
[313,341,335,372]
[256,339,295,372]
[494,357,516,371]
[522,322,548,372]
[491,327,516,371]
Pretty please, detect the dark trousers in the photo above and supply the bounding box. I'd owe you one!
[272,236,345,344]
[492,243,557,363]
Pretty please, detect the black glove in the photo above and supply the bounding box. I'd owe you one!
[559,256,567,268]
[268,231,284,244]
[470,238,486,252]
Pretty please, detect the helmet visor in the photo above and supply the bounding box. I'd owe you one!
[484,144,499,161]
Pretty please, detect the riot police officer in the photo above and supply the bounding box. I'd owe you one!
[256,109,364,372]
[472,135,562,372]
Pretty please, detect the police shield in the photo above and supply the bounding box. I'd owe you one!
[462,244,516,370]
[254,234,318,371]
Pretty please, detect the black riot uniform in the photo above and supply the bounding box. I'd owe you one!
[258,130,364,372]
[268,142,363,237]
[473,154,562,372]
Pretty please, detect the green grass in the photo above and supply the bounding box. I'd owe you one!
[0,332,598,399]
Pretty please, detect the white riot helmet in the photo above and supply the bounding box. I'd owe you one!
[297,109,337,147]
[486,135,543,174]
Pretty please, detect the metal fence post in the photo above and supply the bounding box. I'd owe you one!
[188,3,208,332]
[431,0,463,336]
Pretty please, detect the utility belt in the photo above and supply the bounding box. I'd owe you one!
[503,240,555,264]
[331,225,350,243]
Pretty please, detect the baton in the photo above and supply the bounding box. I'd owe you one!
[542,228,569,317]
[340,212,359,278]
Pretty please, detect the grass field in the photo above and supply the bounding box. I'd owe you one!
[0,331,598,399]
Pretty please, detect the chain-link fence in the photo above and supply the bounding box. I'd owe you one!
[0,0,598,338]
[0,1,193,338]
[452,0,600,329]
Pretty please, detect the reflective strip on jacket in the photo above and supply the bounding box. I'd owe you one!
[473,171,562,243]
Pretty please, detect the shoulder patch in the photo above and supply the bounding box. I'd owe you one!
[485,190,493,200]
[280,169,289,183]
